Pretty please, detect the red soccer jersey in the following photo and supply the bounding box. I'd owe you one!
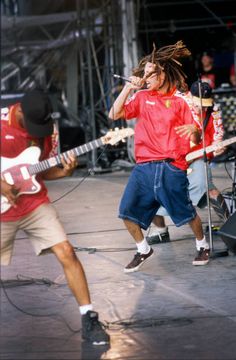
[124,88,195,170]
[1,104,52,221]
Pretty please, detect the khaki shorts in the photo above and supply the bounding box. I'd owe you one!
[1,203,67,265]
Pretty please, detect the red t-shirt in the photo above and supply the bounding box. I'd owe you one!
[124,88,195,170]
[1,104,52,221]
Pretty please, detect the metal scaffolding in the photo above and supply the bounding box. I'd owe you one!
[1,0,138,170]
[2,0,234,168]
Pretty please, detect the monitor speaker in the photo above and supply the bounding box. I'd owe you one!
[218,211,236,254]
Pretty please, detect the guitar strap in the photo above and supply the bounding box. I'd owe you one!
[38,138,46,161]
[203,106,213,132]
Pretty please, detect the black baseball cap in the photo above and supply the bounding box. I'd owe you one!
[21,90,54,137]
[190,81,213,107]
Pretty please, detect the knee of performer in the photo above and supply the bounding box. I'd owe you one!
[53,241,76,264]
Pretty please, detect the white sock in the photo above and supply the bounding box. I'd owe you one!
[196,236,209,251]
[136,238,151,254]
[151,226,168,235]
[79,304,93,315]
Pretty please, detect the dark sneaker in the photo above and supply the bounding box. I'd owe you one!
[192,247,210,266]
[124,248,154,273]
[146,230,170,245]
[82,311,110,345]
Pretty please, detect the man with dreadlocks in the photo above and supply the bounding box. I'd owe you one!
[109,41,210,271]
[147,81,229,245]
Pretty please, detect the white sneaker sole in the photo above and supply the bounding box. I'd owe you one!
[124,252,154,273]
[92,340,110,346]
[192,260,209,266]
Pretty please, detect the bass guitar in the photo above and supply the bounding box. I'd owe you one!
[1,127,134,214]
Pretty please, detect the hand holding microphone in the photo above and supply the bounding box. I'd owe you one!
[113,74,132,83]
[113,74,145,89]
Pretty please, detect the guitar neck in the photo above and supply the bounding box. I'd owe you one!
[29,138,104,175]
[186,136,236,162]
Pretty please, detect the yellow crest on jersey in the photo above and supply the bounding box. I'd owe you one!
[165,100,171,108]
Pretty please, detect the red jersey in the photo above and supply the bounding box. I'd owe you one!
[1,104,52,221]
[124,88,195,170]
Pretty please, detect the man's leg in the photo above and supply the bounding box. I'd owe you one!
[189,213,204,240]
[123,219,153,273]
[123,219,144,242]
[209,189,229,222]
[153,215,166,228]
[146,214,170,244]
[51,240,110,345]
[189,214,210,266]
[51,240,91,305]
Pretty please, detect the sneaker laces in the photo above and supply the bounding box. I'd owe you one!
[87,316,108,332]
[198,247,204,254]
[197,247,209,256]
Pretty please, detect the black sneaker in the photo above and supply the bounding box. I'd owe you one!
[82,311,110,345]
[192,247,210,266]
[124,248,154,273]
[146,230,170,245]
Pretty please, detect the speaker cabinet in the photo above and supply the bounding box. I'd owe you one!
[218,211,236,254]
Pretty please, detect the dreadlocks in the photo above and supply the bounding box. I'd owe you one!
[132,41,191,92]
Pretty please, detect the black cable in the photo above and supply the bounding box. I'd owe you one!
[0,277,58,317]
[51,170,91,204]
[52,144,109,204]
[0,277,81,333]
[73,246,136,254]
[0,274,56,288]
[105,313,236,331]
[224,161,233,181]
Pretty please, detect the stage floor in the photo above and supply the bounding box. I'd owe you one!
[1,163,236,360]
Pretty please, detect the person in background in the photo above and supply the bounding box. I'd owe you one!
[0,90,110,346]
[109,41,211,272]
[229,64,236,87]
[200,51,219,89]
[147,81,229,245]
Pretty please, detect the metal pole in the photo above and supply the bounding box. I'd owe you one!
[84,0,97,169]
[198,78,228,258]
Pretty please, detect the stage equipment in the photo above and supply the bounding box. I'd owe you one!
[218,211,236,254]
[197,79,228,258]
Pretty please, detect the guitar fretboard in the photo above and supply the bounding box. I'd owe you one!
[28,138,104,175]
[186,136,236,162]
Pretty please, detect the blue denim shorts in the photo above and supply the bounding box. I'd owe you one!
[157,158,216,216]
[119,162,196,229]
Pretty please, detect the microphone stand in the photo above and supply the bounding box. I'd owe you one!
[197,78,228,258]
[229,157,236,215]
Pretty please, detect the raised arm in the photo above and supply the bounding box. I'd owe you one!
[108,77,143,120]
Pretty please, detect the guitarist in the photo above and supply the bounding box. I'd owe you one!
[148,81,229,245]
[0,90,110,345]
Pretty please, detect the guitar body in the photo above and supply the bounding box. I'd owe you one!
[1,147,41,214]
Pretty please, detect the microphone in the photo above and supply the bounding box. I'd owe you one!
[113,74,131,83]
